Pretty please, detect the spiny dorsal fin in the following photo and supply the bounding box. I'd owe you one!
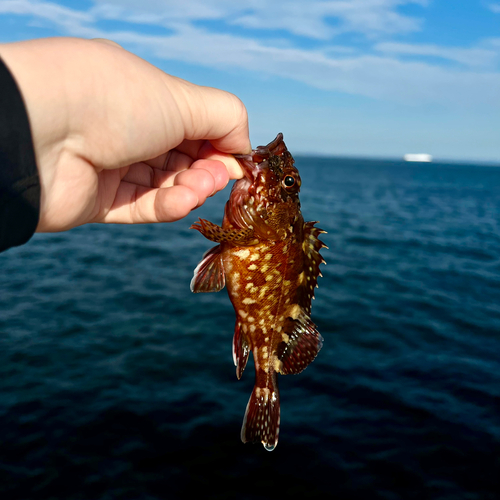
[298,221,327,314]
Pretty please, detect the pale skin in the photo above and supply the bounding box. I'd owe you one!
[0,37,250,232]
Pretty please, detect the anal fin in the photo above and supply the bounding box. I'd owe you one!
[190,245,225,293]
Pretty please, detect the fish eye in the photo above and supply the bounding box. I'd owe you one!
[283,175,295,188]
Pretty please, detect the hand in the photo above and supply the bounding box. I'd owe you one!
[0,37,251,232]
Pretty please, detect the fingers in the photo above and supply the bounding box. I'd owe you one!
[163,140,245,179]
[190,160,229,193]
[102,160,224,223]
[197,141,245,179]
[123,158,230,196]
[173,168,215,207]
[154,185,199,222]
[169,77,252,155]
[101,183,199,224]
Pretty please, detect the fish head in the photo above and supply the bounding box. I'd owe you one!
[228,133,303,238]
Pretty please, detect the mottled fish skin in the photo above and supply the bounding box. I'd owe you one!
[190,133,326,451]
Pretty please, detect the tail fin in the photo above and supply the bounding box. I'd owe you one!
[240,376,280,451]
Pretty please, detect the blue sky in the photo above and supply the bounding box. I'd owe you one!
[0,0,499,162]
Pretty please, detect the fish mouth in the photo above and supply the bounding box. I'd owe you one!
[234,133,285,181]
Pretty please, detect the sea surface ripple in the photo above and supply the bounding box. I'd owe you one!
[1,157,499,499]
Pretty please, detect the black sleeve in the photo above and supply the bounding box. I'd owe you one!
[0,57,40,253]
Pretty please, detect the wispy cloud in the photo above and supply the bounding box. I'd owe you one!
[88,0,428,39]
[488,2,500,13]
[227,0,428,40]
[0,0,91,25]
[95,24,499,109]
[0,0,97,36]
[374,41,499,68]
[1,0,500,110]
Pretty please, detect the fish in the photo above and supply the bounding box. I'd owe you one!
[190,133,326,451]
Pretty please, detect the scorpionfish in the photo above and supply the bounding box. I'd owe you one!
[191,133,326,451]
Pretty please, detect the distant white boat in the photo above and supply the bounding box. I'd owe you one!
[404,153,433,162]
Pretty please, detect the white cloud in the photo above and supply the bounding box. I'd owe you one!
[0,0,92,25]
[90,0,428,39]
[228,0,428,40]
[1,0,500,111]
[0,0,429,39]
[89,0,234,24]
[99,24,500,109]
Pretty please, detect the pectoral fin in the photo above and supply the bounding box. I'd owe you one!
[190,245,225,293]
[191,218,256,245]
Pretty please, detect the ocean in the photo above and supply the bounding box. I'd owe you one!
[1,157,499,499]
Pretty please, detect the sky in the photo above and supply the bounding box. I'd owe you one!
[0,0,499,162]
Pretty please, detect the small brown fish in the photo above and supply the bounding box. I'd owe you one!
[190,133,326,451]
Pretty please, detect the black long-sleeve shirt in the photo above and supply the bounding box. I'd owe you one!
[0,57,40,253]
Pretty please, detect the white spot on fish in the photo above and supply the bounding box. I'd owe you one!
[289,304,301,320]
[234,249,250,259]
[273,356,283,372]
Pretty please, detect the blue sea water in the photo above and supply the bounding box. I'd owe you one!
[1,157,500,499]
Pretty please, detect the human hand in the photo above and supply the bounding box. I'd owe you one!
[0,37,250,232]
